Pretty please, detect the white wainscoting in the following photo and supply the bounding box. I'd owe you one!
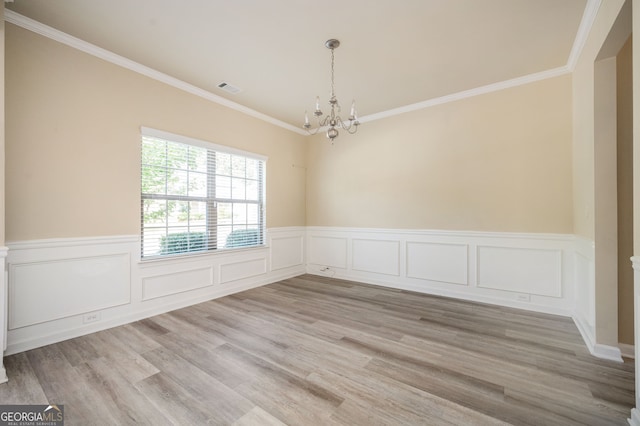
[3,225,626,364]
[631,256,640,426]
[572,236,598,357]
[10,253,131,329]
[352,239,400,276]
[306,227,577,316]
[270,234,304,272]
[308,236,348,269]
[0,247,8,384]
[306,227,627,362]
[406,242,468,285]
[4,227,305,355]
[219,256,267,284]
[477,245,562,297]
[571,237,622,362]
[141,266,214,301]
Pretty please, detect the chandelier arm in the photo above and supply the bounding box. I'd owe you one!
[304,115,331,135]
[302,38,360,141]
[344,123,359,134]
[334,115,359,134]
[333,116,351,129]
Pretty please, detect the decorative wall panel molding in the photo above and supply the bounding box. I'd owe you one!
[352,239,400,276]
[270,233,304,271]
[308,236,348,269]
[406,241,468,285]
[220,257,267,284]
[476,246,562,297]
[4,227,305,355]
[9,253,131,329]
[142,266,214,301]
[307,227,575,316]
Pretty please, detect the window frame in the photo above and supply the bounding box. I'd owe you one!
[140,127,267,260]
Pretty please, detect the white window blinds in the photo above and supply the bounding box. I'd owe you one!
[140,128,266,258]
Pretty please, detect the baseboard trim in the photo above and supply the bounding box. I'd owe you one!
[307,270,573,318]
[619,343,635,359]
[629,408,640,426]
[572,314,624,362]
[573,314,596,351]
[592,343,624,363]
[311,268,624,362]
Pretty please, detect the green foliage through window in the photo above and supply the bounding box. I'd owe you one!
[160,232,207,254]
[141,130,265,258]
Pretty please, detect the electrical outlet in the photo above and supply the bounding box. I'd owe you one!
[516,294,531,302]
[83,312,101,324]
[320,266,331,272]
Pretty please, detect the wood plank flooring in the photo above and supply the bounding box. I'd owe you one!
[0,274,634,425]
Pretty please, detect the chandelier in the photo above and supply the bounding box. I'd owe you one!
[303,39,360,141]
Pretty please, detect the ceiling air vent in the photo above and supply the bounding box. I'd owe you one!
[217,82,242,94]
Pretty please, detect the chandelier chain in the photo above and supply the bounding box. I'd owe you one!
[303,38,360,142]
[330,47,335,100]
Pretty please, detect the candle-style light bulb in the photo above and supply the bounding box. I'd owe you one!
[350,100,356,118]
[304,111,310,127]
[315,96,321,112]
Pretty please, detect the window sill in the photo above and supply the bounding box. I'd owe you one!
[138,244,269,266]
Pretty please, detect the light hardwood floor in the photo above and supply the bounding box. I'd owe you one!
[0,274,634,425]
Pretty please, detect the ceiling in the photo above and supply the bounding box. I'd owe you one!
[6,0,590,132]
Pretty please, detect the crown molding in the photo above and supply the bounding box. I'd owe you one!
[567,0,602,70]
[359,0,600,125]
[5,0,600,135]
[4,10,306,136]
[359,66,571,124]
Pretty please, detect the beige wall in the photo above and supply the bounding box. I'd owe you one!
[573,0,626,241]
[594,56,619,347]
[0,3,4,246]
[633,0,640,413]
[572,56,596,240]
[5,25,306,242]
[634,0,640,256]
[571,0,627,350]
[617,36,634,345]
[306,75,573,233]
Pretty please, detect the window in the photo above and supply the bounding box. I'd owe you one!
[140,128,266,258]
